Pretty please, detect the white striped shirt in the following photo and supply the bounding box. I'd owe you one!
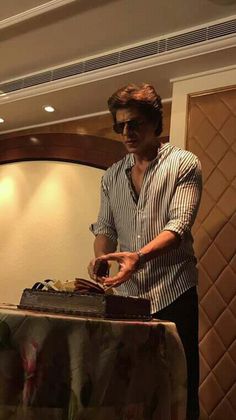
[90,143,202,313]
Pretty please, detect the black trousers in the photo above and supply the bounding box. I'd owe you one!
[153,286,199,420]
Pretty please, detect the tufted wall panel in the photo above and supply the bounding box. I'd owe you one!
[187,87,236,420]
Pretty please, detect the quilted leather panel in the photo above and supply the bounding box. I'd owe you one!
[187,87,236,419]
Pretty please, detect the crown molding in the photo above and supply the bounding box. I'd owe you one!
[0,111,108,136]
[170,63,236,82]
[0,0,76,30]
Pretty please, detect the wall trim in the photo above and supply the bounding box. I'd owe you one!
[0,133,126,169]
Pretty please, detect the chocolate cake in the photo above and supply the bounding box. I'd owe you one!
[18,289,151,320]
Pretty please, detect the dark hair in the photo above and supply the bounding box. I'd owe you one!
[107,83,163,136]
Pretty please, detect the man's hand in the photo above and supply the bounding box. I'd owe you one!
[94,251,140,288]
[87,258,110,283]
[88,234,117,282]
[88,258,97,281]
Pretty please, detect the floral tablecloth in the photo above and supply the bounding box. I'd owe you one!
[0,304,187,420]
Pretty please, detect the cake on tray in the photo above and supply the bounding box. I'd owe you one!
[18,278,151,321]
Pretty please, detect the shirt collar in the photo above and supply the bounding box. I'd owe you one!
[124,142,171,170]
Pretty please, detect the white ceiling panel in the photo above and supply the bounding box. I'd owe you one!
[0,0,236,135]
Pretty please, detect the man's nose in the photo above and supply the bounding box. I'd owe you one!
[122,122,129,135]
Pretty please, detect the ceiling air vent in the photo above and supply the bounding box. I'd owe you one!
[23,71,52,88]
[0,18,235,95]
[166,28,207,51]
[0,79,23,93]
[84,52,119,72]
[158,39,167,54]
[120,41,158,63]
[208,18,236,39]
[53,62,84,80]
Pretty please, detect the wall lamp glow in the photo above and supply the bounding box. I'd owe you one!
[0,117,5,123]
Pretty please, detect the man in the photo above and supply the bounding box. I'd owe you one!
[88,83,202,419]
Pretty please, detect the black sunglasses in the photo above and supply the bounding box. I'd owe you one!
[113,119,144,134]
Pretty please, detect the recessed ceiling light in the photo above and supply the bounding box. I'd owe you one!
[0,117,5,123]
[30,136,40,143]
[43,105,55,113]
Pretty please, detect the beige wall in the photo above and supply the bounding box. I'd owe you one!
[0,161,104,304]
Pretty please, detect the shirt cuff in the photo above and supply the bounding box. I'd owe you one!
[162,220,189,237]
[89,222,118,243]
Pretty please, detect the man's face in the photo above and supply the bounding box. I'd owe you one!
[114,107,157,155]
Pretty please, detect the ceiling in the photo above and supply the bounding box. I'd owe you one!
[0,0,236,135]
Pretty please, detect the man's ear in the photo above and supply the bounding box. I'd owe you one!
[155,117,162,137]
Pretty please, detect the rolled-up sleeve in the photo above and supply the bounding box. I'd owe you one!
[163,156,202,237]
[89,176,118,245]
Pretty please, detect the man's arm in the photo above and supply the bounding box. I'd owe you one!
[135,230,180,262]
[96,230,180,286]
[88,173,118,280]
[94,234,117,257]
